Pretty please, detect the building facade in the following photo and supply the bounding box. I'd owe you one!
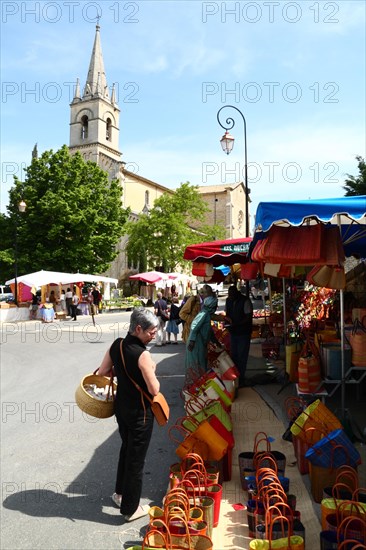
[197,183,250,239]
[69,26,247,282]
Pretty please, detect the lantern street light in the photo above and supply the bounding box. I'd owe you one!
[217,105,250,237]
[14,200,27,306]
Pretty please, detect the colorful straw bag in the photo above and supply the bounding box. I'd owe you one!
[306,429,361,469]
[290,399,342,443]
[148,516,214,550]
[309,444,357,503]
[212,350,239,380]
[181,469,223,528]
[321,482,362,530]
[170,423,229,462]
[249,514,304,550]
[297,339,322,393]
[183,399,233,432]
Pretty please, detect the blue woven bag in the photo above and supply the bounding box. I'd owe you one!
[305,429,361,468]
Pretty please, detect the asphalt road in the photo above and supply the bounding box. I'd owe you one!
[1,312,188,550]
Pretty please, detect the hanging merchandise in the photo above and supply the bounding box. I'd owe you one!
[307,265,346,290]
[191,262,214,278]
[241,262,260,280]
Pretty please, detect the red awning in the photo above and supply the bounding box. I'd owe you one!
[183,238,252,267]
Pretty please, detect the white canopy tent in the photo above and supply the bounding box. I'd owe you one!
[5,270,118,301]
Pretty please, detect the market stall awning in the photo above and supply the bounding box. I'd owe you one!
[183,238,252,267]
[254,196,366,258]
[5,270,118,287]
[129,271,168,284]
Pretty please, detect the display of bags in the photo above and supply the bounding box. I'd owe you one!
[180,471,223,529]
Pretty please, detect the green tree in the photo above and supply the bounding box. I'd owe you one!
[126,182,225,272]
[1,145,129,280]
[343,155,366,196]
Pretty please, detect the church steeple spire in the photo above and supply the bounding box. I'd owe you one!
[83,24,109,99]
[69,24,121,169]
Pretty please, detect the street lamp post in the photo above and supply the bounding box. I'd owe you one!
[217,105,250,238]
[14,200,27,306]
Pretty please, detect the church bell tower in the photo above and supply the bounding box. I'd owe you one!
[69,24,122,179]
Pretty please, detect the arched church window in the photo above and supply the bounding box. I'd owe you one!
[81,115,88,139]
[145,190,150,206]
[106,118,112,141]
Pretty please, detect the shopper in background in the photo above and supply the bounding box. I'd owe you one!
[185,295,220,383]
[224,285,253,388]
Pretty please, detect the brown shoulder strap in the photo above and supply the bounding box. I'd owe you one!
[119,339,153,405]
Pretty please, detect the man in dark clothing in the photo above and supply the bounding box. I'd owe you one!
[92,286,101,314]
[225,285,253,387]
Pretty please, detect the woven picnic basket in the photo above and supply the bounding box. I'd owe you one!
[75,371,116,418]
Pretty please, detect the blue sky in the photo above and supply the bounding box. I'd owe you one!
[1,0,365,222]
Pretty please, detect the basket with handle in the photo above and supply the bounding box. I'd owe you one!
[75,369,116,418]
[290,399,342,443]
[325,501,366,534]
[309,444,357,504]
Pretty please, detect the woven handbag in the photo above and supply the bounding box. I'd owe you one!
[297,339,322,393]
[309,445,357,503]
[249,514,304,550]
[290,399,342,443]
[238,432,271,490]
[75,369,116,419]
[182,469,223,528]
[306,429,362,469]
[178,478,215,538]
[171,422,229,462]
[149,516,214,550]
[321,482,362,530]
[184,399,233,432]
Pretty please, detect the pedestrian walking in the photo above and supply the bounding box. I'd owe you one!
[166,297,180,344]
[154,292,169,346]
[71,289,79,321]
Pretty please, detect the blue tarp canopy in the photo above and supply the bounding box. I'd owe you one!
[254,196,366,258]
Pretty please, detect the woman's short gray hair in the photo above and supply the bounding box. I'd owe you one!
[129,307,158,333]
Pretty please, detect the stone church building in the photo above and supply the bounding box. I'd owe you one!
[68,25,249,282]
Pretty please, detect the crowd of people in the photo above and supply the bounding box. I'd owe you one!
[93,282,254,523]
[29,285,103,322]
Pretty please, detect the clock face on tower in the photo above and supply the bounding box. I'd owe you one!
[238,210,244,230]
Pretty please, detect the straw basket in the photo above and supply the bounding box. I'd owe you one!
[75,373,117,418]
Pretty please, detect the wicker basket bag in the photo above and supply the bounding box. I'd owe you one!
[75,370,116,418]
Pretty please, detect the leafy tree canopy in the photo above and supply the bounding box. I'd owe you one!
[343,155,366,196]
[1,145,129,281]
[126,182,225,273]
